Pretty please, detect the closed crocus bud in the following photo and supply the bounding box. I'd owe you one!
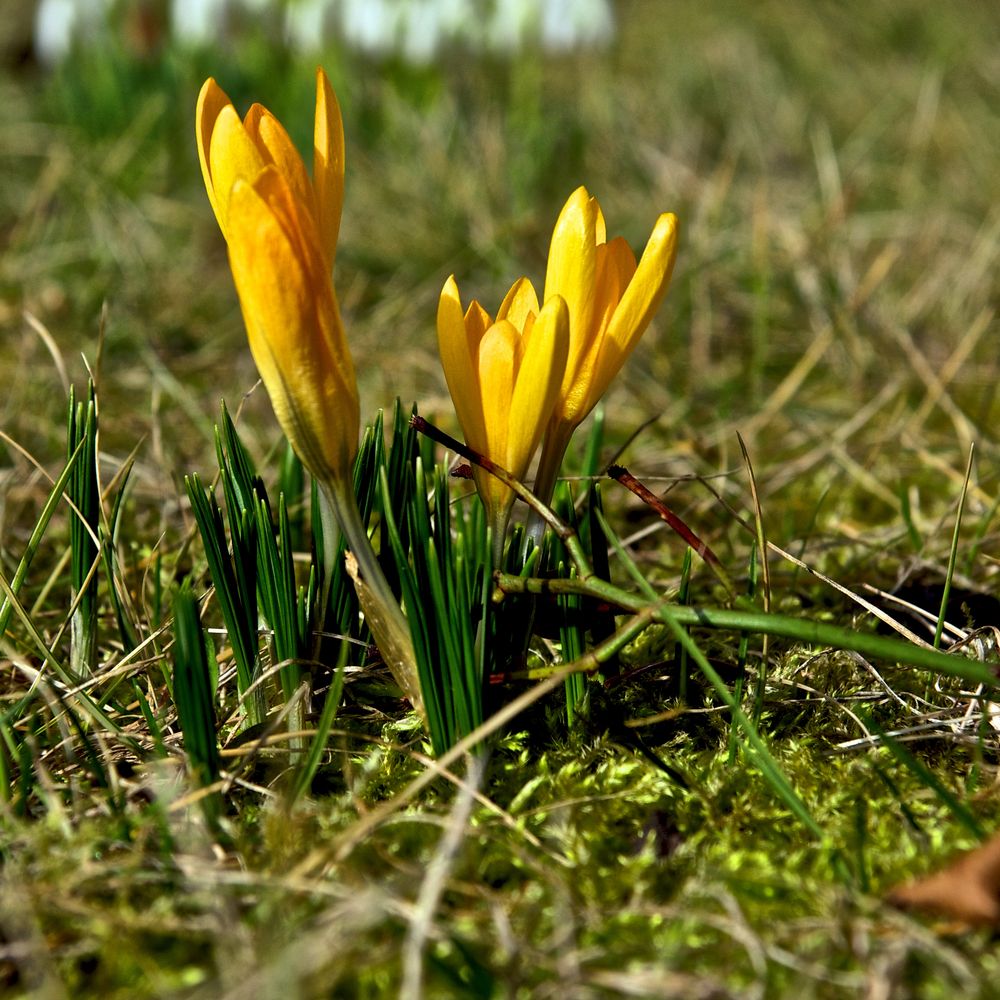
[534,186,679,506]
[196,71,421,715]
[195,68,357,488]
[437,274,569,538]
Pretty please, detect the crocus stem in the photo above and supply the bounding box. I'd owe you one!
[526,423,574,548]
[491,507,511,569]
[320,479,423,715]
[314,484,340,656]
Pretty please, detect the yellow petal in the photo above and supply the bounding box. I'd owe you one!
[549,237,638,421]
[208,104,267,234]
[576,212,678,421]
[603,212,679,365]
[196,78,233,229]
[496,276,539,330]
[313,67,345,269]
[226,178,358,483]
[243,103,316,235]
[464,299,492,344]
[595,200,607,245]
[508,295,568,477]
[544,186,599,396]
[248,166,327,293]
[437,276,487,455]
[592,237,636,338]
[477,320,519,510]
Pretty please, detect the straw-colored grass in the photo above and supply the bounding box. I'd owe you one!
[1,1,999,995]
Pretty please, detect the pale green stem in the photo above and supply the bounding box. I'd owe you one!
[490,503,512,569]
[320,479,423,716]
[526,421,575,548]
[314,484,341,658]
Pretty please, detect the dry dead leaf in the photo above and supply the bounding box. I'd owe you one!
[887,832,1000,927]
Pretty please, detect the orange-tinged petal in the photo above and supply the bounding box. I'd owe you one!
[196,77,232,227]
[478,321,518,468]
[464,299,492,347]
[244,103,316,231]
[603,212,679,364]
[437,277,487,455]
[545,186,599,397]
[560,237,636,410]
[508,295,568,477]
[313,68,345,269]
[595,237,637,317]
[208,104,268,233]
[253,166,355,385]
[249,161,301,233]
[250,164,328,293]
[496,276,540,330]
[595,201,607,244]
[554,236,637,421]
[226,177,358,483]
[582,212,677,420]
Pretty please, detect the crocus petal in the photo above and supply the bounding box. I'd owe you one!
[208,104,268,233]
[544,186,599,399]
[508,295,568,476]
[604,212,679,364]
[594,237,637,322]
[555,236,636,421]
[196,77,232,227]
[243,104,316,235]
[496,276,540,331]
[313,68,345,269]
[578,212,677,420]
[250,166,331,311]
[464,299,492,346]
[226,177,358,483]
[437,276,487,455]
[477,320,518,475]
[476,320,519,514]
[437,271,570,529]
[594,201,607,244]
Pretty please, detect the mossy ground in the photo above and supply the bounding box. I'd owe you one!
[1,1,1000,996]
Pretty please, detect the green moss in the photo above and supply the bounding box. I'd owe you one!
[3,0,1000,993]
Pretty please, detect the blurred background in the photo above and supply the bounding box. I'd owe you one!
[1,0,998,564]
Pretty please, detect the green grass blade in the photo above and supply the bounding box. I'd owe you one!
[100,456,139,653]
[185,474,264,728]
[67,381,100,676]
[0,438,86,643]
[934,445,973,648]
[171,580,221,821]
[861,712,983,840]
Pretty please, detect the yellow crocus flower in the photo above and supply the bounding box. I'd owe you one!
[437,274,569,536]
[196,71,421,715]
[196,68,357,488]
[534,186,679,505]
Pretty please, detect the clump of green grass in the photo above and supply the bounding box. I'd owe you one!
[1,0,1000,996]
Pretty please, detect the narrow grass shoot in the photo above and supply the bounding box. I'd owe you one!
[934,444,974,649]
[676,546,693,705]
[185,472,264,728]
[171,579,221,825]
[381,458,488,755]
[550,482,586,724]
[66,380,100,677]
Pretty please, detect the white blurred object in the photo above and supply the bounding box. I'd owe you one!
[34,0,615,63]
[171,0,228,46]
[540,0,614,52]
[489,0,538,54]
[337,0,614,60]
[284,0,330,51]
[34,0,110,65]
